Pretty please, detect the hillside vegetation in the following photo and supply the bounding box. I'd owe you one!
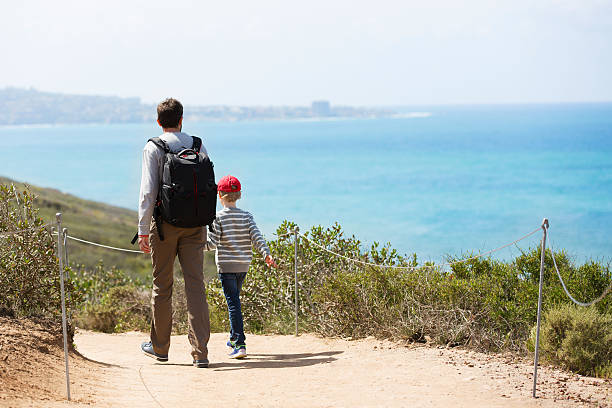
[0,176,215,279]
[1,179,610,378]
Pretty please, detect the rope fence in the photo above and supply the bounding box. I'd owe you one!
[65,234,145,254]
[298,226,542,270]
[5,213,612,403]
[548,226,612,307]
[48,225,542,269]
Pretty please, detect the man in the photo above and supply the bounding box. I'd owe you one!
[138,98,211,368]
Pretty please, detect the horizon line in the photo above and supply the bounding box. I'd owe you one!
[2,86,611,109]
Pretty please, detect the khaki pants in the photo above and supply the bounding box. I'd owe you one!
[149,220,210,360]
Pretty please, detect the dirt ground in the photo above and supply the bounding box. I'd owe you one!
[0,318,98,407]
[1,319,610,407]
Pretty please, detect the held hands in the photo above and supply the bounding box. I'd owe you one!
[265,254,278,268]
[141,234,274,267]
[138,235,151,253]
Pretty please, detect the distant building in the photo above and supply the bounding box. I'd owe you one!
[311,100,331,116]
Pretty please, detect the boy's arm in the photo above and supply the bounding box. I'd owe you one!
[249,214,278,268]
[205,217,221,251]
[247,213,270,258]
[247,213,277,267]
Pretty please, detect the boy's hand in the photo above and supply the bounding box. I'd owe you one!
[265,255,278,268]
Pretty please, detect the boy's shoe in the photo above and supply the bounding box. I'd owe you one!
[229,346,247,359]
[193,359,209,368]
[141,342,168,362]
[226,340,236,349]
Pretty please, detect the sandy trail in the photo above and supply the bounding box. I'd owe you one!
[35,330,604,408]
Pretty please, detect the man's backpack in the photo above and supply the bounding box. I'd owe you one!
[150,136,217,235]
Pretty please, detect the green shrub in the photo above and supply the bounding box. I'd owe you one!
[515,248,611,315]
[0,184,79,318]
[74,284,150,333]
[71,262,141,304]
[529,304,612,378]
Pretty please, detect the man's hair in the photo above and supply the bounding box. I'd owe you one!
[157,98,183,128]
[220,191,241,203]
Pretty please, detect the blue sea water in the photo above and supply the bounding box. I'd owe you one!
[1,103,611,263]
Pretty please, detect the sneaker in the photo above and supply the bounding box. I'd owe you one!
[141,342,168,362]
[193,359,209,368]
[228,346,247,359]
[226,340,236,349]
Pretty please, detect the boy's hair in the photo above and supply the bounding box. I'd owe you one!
[220,191,241,202]
[157,98,183,128]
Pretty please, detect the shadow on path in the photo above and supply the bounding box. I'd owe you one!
[72,349,125,369]
[210,350,343,371]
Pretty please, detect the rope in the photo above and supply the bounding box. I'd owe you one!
[437,227,542,267]
[55,224,540,267]
[0,223,51,237]
[65,235,145,254]
[138,366,166,408]
[548,228,612,307]
[62,230,289,254]
[298,227,541,270]
[299,234,420,269]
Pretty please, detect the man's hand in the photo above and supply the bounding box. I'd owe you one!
[265,255,278,268]
[138,235,151,253]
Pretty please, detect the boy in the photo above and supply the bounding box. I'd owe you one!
[206,175,277,359]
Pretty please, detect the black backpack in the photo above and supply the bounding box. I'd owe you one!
[139,136,217,241]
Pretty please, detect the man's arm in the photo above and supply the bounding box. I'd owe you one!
[204,217,221,251]
[138,142,162,237]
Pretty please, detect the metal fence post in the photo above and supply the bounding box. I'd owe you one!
[62,228,69,268]
[294,227,300,337]
[532,218,549,398]
[62,228,72,323]
[56,213,71,401]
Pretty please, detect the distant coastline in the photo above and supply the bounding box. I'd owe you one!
[0,87,398,126]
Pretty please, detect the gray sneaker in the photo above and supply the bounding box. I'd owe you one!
[141,342,168,362]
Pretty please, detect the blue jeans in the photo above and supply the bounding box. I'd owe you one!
[219,272,247,346]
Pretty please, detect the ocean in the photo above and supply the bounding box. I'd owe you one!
[1,103,611,263]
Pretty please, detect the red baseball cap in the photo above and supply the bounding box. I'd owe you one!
[217,175,241,192]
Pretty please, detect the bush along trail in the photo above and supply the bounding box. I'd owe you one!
[1,182,612,406]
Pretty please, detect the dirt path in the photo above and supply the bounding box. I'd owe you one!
[29,330,601,408]
[10,330,609,407]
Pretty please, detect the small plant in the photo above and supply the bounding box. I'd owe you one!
[528,304,612,378]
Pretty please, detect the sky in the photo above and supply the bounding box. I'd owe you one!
[1,0,611,106]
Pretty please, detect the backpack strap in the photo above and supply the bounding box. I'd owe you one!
[148,137,170,153]
[191,136,202,153]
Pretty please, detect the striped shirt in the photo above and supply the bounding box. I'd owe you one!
[206,207,270,273]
